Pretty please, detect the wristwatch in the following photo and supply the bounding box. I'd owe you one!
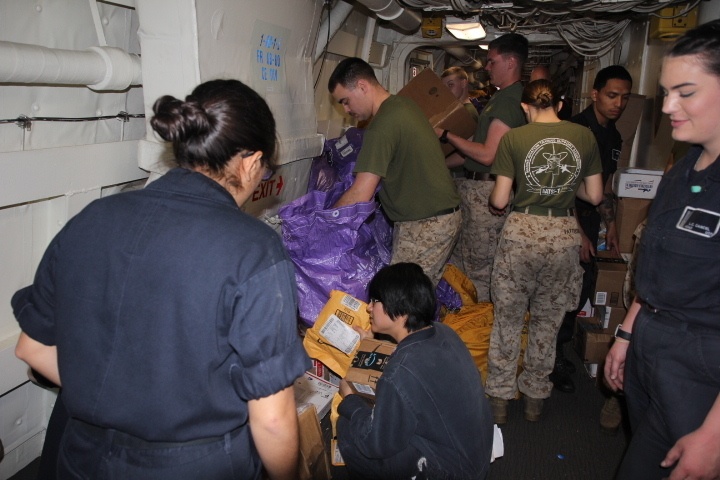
[439,129,449,144]
[614,324,632,341]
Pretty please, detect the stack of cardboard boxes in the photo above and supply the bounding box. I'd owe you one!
[574,94,670,379]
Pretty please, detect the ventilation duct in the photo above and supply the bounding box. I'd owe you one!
[443,46,482,71]
[357,0,422,32]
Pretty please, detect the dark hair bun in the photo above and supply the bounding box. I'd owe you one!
[150,96,211,144]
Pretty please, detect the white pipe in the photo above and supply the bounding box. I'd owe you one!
[0,41,141,91]
[357,0,421,32]
[314,0,355,62]
[360,16,377,62]
[443,46,483,70]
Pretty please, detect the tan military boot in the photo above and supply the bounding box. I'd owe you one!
[489,397,508,425]
[600,395,622,434]
[524,396,544,422]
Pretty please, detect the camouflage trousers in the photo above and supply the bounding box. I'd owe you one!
[450,179,510,302]
[485,212,583,399]
[391,209,462,286]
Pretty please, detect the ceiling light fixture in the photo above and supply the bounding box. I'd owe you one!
[445,16,487,41]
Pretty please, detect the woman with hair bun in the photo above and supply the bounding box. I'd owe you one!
[13,79,310,480]
[605,19,720,480]
[484,79,603,425]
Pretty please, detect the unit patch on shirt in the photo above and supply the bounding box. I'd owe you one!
[524,138,582,196]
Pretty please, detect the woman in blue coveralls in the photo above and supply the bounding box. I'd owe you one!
[13,79,310,480]
[604,19,720,480]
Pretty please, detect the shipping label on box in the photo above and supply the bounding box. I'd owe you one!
[345,338,397,400]
[596,304,627,332]
[397,68,477,155]
[594,253,627,307]
[613,168,663,199]
[294,372,339,420]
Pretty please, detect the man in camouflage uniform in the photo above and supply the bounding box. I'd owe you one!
[436,33,528,301]
[329,57,461,285]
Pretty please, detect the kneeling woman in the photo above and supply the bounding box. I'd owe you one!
[485,80,603,423]
[337,263,494,479]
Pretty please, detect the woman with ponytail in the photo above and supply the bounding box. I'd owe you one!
[14,79,310,480]
[484,79,603,425]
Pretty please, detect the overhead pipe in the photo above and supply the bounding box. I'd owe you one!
[314,0,355,62]
[357,0,422,32]
[360,16,377,62]
[443,46,483,71]
[0,41,142,91]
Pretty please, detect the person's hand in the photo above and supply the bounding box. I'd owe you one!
[353,326,373,341]
[580,233,595,264]
[339,379,353,398]
[434,127,444,137]
[604,339,629,391]
[605,223,621,257]
[662,425,720,479]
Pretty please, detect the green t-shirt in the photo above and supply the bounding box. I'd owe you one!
[463,102,479,123]
[354,95,460,222]
[491,121,603,209]
[466,82,526,174]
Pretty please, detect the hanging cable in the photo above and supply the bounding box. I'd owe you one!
[314,0,333,90]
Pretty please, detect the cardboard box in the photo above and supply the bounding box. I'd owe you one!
[297,404,332,480]
[615,94,646,168]
[309,359,329,380]
[597,304,627,332]
[593,252,627,307]
[294,371,339,419]
[345,338,397,400]
[613,168,663,199]
[616,197,652,253]
[576,298,594,319]
[397,68,477,155]
[574,317,613,364]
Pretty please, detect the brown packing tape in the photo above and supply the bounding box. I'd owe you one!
[429,102,467,127]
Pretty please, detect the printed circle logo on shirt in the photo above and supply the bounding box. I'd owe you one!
[524,138,582,196]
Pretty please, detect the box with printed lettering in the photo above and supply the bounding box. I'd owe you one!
[593,252,627,308]
[344,338,397,401]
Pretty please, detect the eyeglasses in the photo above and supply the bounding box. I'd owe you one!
[241,150,275,181]
[262,167,274,181]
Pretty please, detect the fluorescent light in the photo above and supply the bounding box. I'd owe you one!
[445,16,486,41]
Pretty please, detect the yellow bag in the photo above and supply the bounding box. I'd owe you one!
[442,263,478,306]
[302,290,371,377]
[443,302,494,382]
[329,392,345,466]
[443,302,529,386]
